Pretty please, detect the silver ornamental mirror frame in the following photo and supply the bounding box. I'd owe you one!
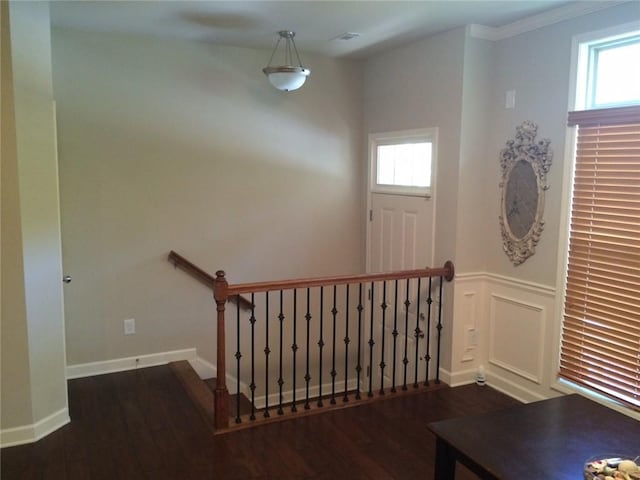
[498,121,552,266]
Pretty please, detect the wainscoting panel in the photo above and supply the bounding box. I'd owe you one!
[450,273,558,402]
[488,294,545,384]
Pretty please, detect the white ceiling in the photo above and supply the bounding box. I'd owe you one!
[49,1,610,59]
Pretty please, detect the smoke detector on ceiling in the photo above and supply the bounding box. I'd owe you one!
[332,32,361,41]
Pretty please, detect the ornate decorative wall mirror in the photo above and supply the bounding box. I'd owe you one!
[498,121,552,265]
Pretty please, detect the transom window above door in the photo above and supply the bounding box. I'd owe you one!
[369,128,438,197]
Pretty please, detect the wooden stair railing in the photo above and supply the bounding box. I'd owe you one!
[168,250,253,310]
[213,261,455,433]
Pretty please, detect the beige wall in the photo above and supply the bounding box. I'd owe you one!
[364,27,466,269]
[1,0,68,439]
[1,0,33,430]
[485,2,640,285]
[51,29,365,367]
[456,34,493,273]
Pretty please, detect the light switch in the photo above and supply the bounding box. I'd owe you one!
[505,89,516,109]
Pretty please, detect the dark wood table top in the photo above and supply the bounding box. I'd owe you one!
[428,394,640,479]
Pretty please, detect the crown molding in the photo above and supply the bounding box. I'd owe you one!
[469,1,629,41]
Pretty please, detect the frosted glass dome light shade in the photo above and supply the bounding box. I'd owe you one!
[262,66,310,92]
[263,31,311,92]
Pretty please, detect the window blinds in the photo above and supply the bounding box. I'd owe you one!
[560,105,640,410]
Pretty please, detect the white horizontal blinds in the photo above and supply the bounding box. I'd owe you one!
[560,105,640,410]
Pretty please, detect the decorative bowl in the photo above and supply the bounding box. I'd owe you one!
[583,454,640,480]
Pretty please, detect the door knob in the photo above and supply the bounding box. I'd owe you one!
[63,275,72,284]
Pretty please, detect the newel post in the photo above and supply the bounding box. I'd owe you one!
[213,270,230,430]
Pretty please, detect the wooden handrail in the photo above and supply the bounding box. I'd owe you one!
[172,255,455,432]
[168,250,253,310]
[225,261,454,295]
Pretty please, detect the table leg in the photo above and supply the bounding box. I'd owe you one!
[434,437,457,480]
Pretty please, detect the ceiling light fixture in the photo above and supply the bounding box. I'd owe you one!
[262,31,310,92]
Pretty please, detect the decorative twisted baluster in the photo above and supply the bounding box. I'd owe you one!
[402,278,410,391]
[355,283,363,400]
[391,280,399,393]
[317,287,324,407]
[264,291,270,418]
[304,288,312,410]
[368,282,375,398]
[413,277,422,388]
[277,290,285,415]
[424,277,433,386]
[330,285,338,405]
[343,284,350,403]
[379,281,387,395]
[249,293,256,421]
[292,289,298,412]
[436,277,444,384]
[235,300,242,424]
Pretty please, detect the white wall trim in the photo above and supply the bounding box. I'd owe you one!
[485,273,556,296]
[469,1,628,41]
[439,367,476,388]
[1,407,70,448]
[486,371,549,404]
[66,348,249,401]
[488,293,546,385]
[188,355,249,396]
[66,348,198,379]
[252,378,361,410]
[455,271,555,297]
[453,272,487,282]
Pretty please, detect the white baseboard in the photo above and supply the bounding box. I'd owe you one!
[439,367,477,387]
[251,378,362,410]
[188,355,249,395]
[66,348,198,379]
[1,407,70,448]
[486,371,548,404]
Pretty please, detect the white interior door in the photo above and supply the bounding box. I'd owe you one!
[367,193,435,392]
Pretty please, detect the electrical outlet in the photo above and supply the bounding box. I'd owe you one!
[124,318,136,335]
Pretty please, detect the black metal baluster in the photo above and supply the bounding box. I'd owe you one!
[277,290,285,415]
[249,293,256,421]
[368,282,375,398]
[264,291,270,417]
[343,284,350,403]
[235,299,242,424]
[424,277,433,386]
[355,283,363,400]
[436,277,444,384]
[391,280,399,393]
[402,278,410,391]
[379,281,387,395]
[304,288,312,410]
[413,278,422,388]
[330,285,338,404]
[317,287,324,407]
[292,289,298,412]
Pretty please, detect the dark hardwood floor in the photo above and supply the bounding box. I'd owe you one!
[1,365,520,479]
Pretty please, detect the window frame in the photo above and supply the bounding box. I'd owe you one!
[552,21,640,419]
[368,127,438,198]
[574,24,640,111]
